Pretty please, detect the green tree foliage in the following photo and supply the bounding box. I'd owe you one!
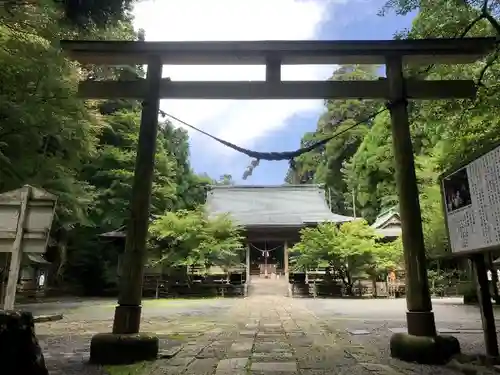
[343,112,397,222]
[287,65,384,214]
[149,208,245,270]
[291,220,403,295]
[373,237,404,273]
[63,112,214,293]
[0,3,99,224]
[347,0,500,257]
[215,174,235,185]
[0,1,228,294]
[57,0,135,28]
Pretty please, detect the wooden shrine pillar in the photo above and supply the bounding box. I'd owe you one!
[112,57,163,335]
[386,57,435,337]
[284,240,289,280]
[473,254,499,356]
[246,245,251,284]
[4,186,31,310]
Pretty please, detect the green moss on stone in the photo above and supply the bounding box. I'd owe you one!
[90,332,159,365]
[390,333,460,365]
[104,361,153,375]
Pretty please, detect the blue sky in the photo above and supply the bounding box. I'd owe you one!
[133,0,416,185]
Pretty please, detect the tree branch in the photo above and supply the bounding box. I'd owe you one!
[484,13,500,36]
[476,47,499,87]
[459,14,486,38]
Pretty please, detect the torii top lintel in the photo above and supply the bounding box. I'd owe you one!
[60,38,495,66]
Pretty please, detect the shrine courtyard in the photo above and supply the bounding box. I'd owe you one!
[31,293,498,375]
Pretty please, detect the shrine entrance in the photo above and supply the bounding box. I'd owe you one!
[246,240,290,297]
[249,241,285,279]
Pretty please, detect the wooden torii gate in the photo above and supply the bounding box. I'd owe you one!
[61,37,494,361]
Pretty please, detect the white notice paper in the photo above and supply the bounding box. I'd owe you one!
[443,145,500,253]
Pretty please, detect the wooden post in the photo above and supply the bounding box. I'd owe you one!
[385,57,436,337]
[352,189,356,218]
[246,245,250,285]
[265,56,281,83]
[112,57,163,334]
[264,253,268,278]
[487,253,500,304]
[284,241,289,281]
[472,254,499,357]
[4,185,31,310]
[327,187,331,211]
[0,255,7,305]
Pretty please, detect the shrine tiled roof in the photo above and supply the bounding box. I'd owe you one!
[371,206,402,238]
[205,185,354,227]
[371,206,400,229]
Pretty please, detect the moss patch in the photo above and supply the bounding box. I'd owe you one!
[390,333,460,365]
[164,333,186,340]
[90,333,159,365]
[104,361,153,375]
[142,297,219,307]
[101,297,219,310]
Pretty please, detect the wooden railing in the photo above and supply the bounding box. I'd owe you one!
[142,273,246,298]
[288,271,407,298]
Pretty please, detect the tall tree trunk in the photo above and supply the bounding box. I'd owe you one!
[344,269,353,296]
[47,228,68,289]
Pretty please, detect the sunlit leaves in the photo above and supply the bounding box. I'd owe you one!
[291,220,403,278]
[149,208,245,270]
[287,65,384,214]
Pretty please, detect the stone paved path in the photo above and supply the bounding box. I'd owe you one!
[35,294,500,375]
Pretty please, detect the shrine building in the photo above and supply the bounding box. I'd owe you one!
[370,206,402,241]
[205,184,354,280]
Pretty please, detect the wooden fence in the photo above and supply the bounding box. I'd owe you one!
[142,273,246,298]
[288,272,474,299]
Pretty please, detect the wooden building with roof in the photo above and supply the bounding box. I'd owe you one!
[205,184,354,281]
[371,206,402,241]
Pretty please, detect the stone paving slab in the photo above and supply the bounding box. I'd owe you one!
[239,330,257,336]
[359,362,405,375]
[186,358,220,375]
[252,351,295,361]
[385,327,477,335]
[347,329,371,335]
[215,357,248,375]
[230,341,253,352]
[251,361,297,372]
[254,341,291,353]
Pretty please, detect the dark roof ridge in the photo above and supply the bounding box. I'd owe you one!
[208,184,324,190]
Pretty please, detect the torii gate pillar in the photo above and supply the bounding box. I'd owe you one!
[112,57,163,335]
[386,57,435,337]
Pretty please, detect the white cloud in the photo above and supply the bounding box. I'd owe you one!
[133,0,338,154]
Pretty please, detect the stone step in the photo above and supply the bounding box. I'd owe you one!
[247,278,290,297]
